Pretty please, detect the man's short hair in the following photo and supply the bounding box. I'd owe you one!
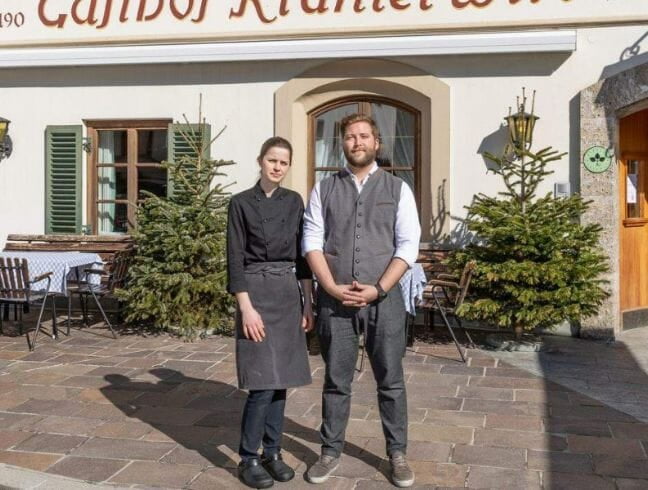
[339,113,380,140]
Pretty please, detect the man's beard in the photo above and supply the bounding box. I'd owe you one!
[344,146,377,168]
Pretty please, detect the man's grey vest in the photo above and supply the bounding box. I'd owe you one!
[320,168,402,285]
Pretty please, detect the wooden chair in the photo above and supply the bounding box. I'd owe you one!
[419,261,477,363]
[0,257,55,350]
[68,252,131,338]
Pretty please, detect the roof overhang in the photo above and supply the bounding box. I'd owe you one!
[0,30,576,68]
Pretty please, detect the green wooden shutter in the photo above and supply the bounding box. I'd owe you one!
[167,123,211,197]
[45,125,82,234]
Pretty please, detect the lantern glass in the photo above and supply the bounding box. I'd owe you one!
[506,112,539,150]
[0,118,9,143]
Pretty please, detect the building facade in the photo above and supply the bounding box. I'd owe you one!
[0,0,647,337]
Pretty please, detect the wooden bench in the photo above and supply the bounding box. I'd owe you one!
[4,234,134,267]
[417,243,450,278]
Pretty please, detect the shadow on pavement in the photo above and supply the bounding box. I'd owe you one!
[100,369,387,484]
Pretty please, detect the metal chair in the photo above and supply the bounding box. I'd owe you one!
[419,261,477,363]
[69,252,130,339]
[0,257,55,350]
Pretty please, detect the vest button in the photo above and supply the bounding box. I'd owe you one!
[356,224,361,228]
[355,259,360,264]
[358,212,363,216]
[355,247,360,252]
[356,235,361,239]
[358,201,363,205]
[354,271,360,277]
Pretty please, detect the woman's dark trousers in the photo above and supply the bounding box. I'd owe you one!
[239,389,287,462]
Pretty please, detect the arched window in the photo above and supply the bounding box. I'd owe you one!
[309,97,420,205]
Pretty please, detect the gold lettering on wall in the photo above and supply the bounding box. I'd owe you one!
[32,0,598,31]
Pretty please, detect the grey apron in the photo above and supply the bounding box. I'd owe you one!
[235,261,312,391]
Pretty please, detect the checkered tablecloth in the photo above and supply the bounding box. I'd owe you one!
[399,262,427,316]
[0,251,103,296]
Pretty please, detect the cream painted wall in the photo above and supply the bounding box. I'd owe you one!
[0,24,646,248]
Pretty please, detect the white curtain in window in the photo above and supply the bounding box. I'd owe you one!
[372,104,397,166]
[98,131,116,234]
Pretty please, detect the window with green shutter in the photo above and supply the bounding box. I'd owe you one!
[86,119,172,234]
[45,125,82,234]
[167,123,211,198]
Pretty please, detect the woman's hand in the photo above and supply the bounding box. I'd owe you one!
[241,306,266,342]
[302,304,315,332]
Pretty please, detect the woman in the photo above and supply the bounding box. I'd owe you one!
[227,136,313,489]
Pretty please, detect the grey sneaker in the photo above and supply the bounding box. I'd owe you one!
[306,454,340,484]
[390,451,415,488]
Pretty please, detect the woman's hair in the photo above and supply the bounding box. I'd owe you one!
[258,136,293,164]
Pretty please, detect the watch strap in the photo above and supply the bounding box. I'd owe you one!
[375,282,387,302]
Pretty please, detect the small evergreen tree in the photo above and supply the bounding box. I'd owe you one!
[447,90,609,338]
[117,103,235,340]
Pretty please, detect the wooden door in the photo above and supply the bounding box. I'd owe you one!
[620,109,648,312]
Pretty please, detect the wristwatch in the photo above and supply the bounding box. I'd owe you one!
[374,282,388,303]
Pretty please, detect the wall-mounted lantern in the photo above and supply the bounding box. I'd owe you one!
[0,117,12,161]
[505,89,539,152]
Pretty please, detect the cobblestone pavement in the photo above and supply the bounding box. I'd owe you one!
[1,316,648,489]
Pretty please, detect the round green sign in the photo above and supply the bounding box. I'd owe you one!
[583,146,613,173]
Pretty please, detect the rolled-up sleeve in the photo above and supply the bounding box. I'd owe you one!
[295,199,313,280]
[302,182,325,255]
[394,183,421,267]
[226,198,248,294]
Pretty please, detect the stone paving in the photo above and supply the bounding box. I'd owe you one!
[1,316,648,489]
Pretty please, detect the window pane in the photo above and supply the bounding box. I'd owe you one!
[371,103,415,168]
[138,167,167,198]
[98,202,128,234]
[314,170,339,184]
[138,130,168,163]
[394,170,415,193]
[627,160,640,218]
[98,167,127,200]
[314,104,359,169]
[98,130,127,164]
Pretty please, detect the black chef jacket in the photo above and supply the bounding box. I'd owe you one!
[227,182,311,294]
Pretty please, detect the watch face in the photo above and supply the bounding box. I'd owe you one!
[583,146,612,173]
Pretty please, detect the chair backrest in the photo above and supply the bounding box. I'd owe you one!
[454,261,476,309]
[107,251,131,291]
[0,257,29,301]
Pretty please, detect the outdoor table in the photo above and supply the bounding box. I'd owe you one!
[0,251,104,296]
[0,251,104,333]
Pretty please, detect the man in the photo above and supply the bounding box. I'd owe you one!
[302,114,421,488]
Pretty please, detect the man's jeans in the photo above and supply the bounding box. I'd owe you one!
[239,389,287,462]
[317,288,408,457]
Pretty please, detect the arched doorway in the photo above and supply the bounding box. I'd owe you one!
[580,61,648,337]
[308,96,420,206]
[274,58,450,241]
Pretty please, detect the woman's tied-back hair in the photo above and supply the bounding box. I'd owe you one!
[339,113,381,141]
[258,136,293,164]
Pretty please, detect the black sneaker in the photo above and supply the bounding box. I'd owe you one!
[238,458,274,489]
[261,453,295,482]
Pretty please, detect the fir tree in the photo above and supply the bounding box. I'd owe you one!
[447,90,609,339]
[117,103,235,340]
